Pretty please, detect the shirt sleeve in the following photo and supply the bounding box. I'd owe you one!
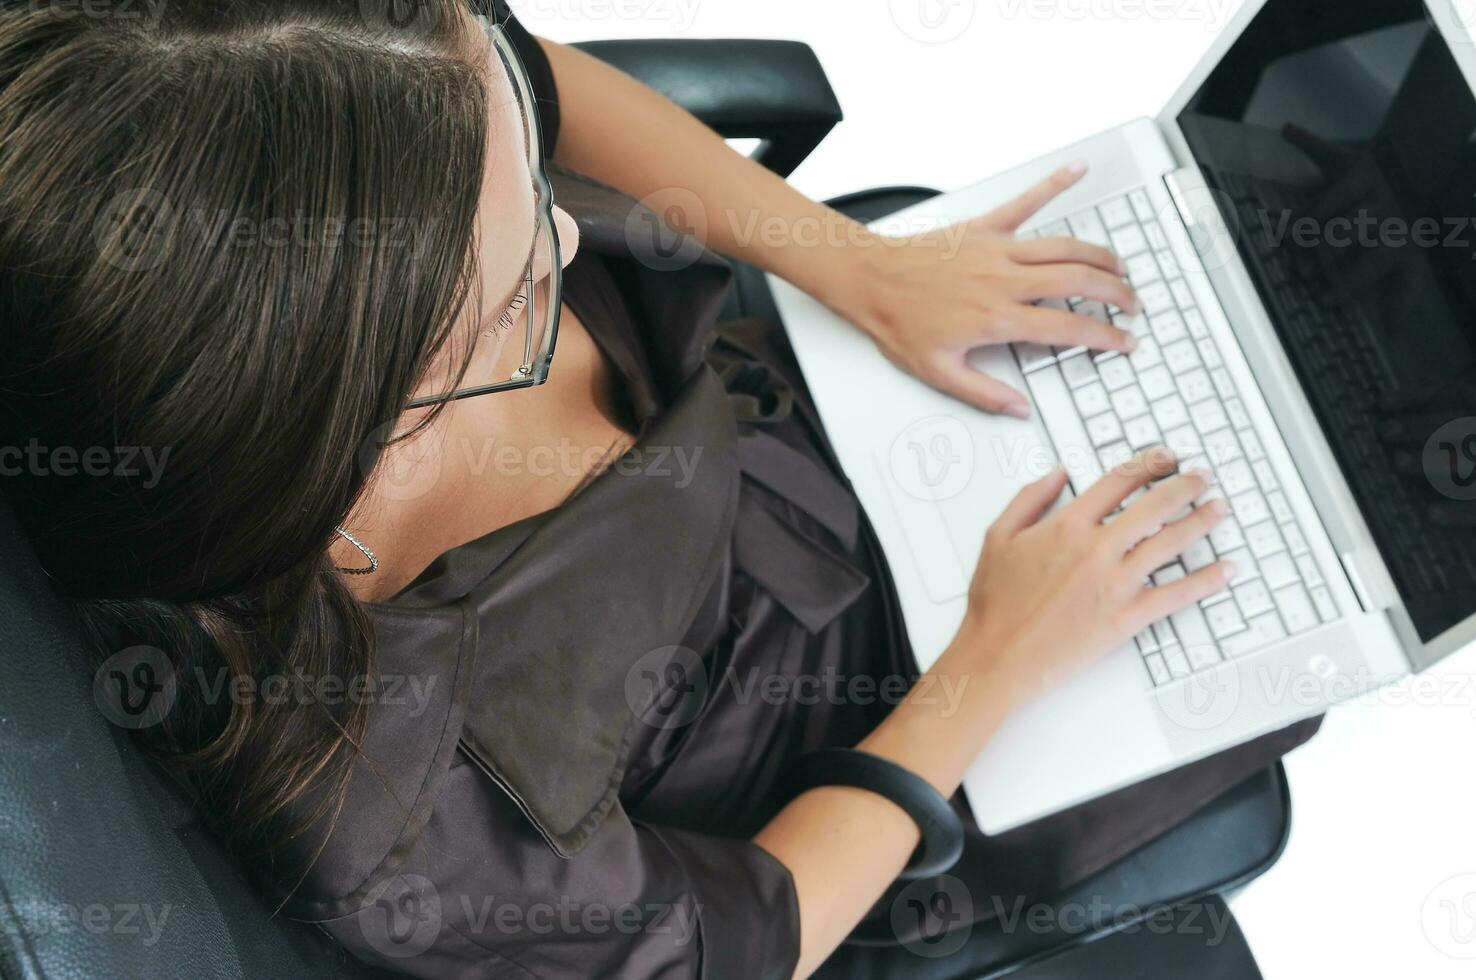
[490,0,562,157]
[318,758,802,980]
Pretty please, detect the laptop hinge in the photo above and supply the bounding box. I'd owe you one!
[1337,551,1377,614]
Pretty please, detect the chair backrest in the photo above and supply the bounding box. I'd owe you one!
[0,497,386,979]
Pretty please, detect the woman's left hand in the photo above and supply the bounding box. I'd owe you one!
[821,163,1143,419]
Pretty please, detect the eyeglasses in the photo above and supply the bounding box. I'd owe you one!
[407,18,561,410]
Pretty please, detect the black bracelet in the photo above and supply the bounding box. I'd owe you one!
[782,748,965,880]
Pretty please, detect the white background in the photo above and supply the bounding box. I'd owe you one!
[517,1,1476,976]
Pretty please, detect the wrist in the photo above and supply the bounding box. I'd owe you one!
[776,212,889,333]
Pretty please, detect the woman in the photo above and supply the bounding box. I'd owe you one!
[0,2,1315,976]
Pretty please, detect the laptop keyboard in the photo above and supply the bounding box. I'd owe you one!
[1012,186,1339,687]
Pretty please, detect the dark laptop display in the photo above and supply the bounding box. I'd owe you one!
[1179,0,1476,641]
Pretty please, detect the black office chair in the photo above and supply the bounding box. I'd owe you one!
[0,40,1282,979]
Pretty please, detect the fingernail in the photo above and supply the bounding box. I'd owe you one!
[1208,498,1229,517]
[1005,401,1031,419]
[1065,160,1087,176]
[1117,260,1130,276]
[1123,334,1138,352]
[1221,561,1238,581]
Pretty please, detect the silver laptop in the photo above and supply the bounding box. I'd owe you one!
[772,0,1476,833]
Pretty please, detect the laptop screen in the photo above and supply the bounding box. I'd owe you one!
[1178,0,1476,643]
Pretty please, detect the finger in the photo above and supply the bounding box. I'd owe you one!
[1112,470,1212,550]
[982,161,1087,232]
[1125,498,1228,579]
[1010,236,1124,276]
[1018,263,1141,313]
[1011,303,1135,355]
[1074,447,1178,523]
[990,467,1070,539]
[1133,560,1238,625]
[927,355,1031,418]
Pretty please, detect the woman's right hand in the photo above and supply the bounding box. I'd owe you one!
[956,448,1236,706]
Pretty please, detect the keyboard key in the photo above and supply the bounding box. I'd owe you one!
[1197,338,1222,368]
[1144,221,1169,251]
[1153,563,1186,586]
[1210,517,1245,553]
[1201,428,1241,467]
[1163,424,1200,458]
[1184,308,1207,338]
[1190,399,1229,434]
[1137,626,1160,654]
[1130,337,1163,371]
[1275,583,1319,634]
[1100,196,1136,229]
[1126,252,1160,285]
[1088,413,1124,447]
[1231,489,1270,527]
[1211,368,1236,399]
[1244,520,1284,559]
[1311,586,1338,622]
[1165,339,1200,373]
[1069,208,1111,247]
[1154,619,1179,648]
[1112,384,1150,420]
[1220,460,1256,496]
[1157,249,1181,280]
[1182,537,1217,571]
[1152,394,1190,431]
[1077,300,1112,325]
[1116,311,1150,339]
[1130,188,1155,221]
[1039,219,1070,238]
[1178,368,1215,404]
[1074,381,1111,417]
[1138,281,1174,316]
[1110,223,1149,257]
[1241,428,1265,461]
[1226,399,1251,430]
[1015,343,1056,373]
[1125,415,1161,450]
[1218,547,1255,584]
[1296,553,1323,587]
[1205,600,1247,639]
[1185,641,1221,671]
[1145,653,1171,686]
[1268,491,1293,525]
[1234,579,1275,618]
[1139,365,1175,401]
[1262,552,1299,590]
[1164,645,1191,677]
[1098,356,1135,391]
[1099,441,1135,471]
[1060,352,1098,389]
[1150,311,1187,345]
[1170,279,1195,308]
[1253,459,1279,492]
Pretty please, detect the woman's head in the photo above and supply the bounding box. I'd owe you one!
[0,0,562,868]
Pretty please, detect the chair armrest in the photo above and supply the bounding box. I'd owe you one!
[571,38,843,177]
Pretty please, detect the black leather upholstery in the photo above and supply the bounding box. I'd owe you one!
[572,39,843,177]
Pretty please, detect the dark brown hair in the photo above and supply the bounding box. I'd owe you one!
[0,0,491,888]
